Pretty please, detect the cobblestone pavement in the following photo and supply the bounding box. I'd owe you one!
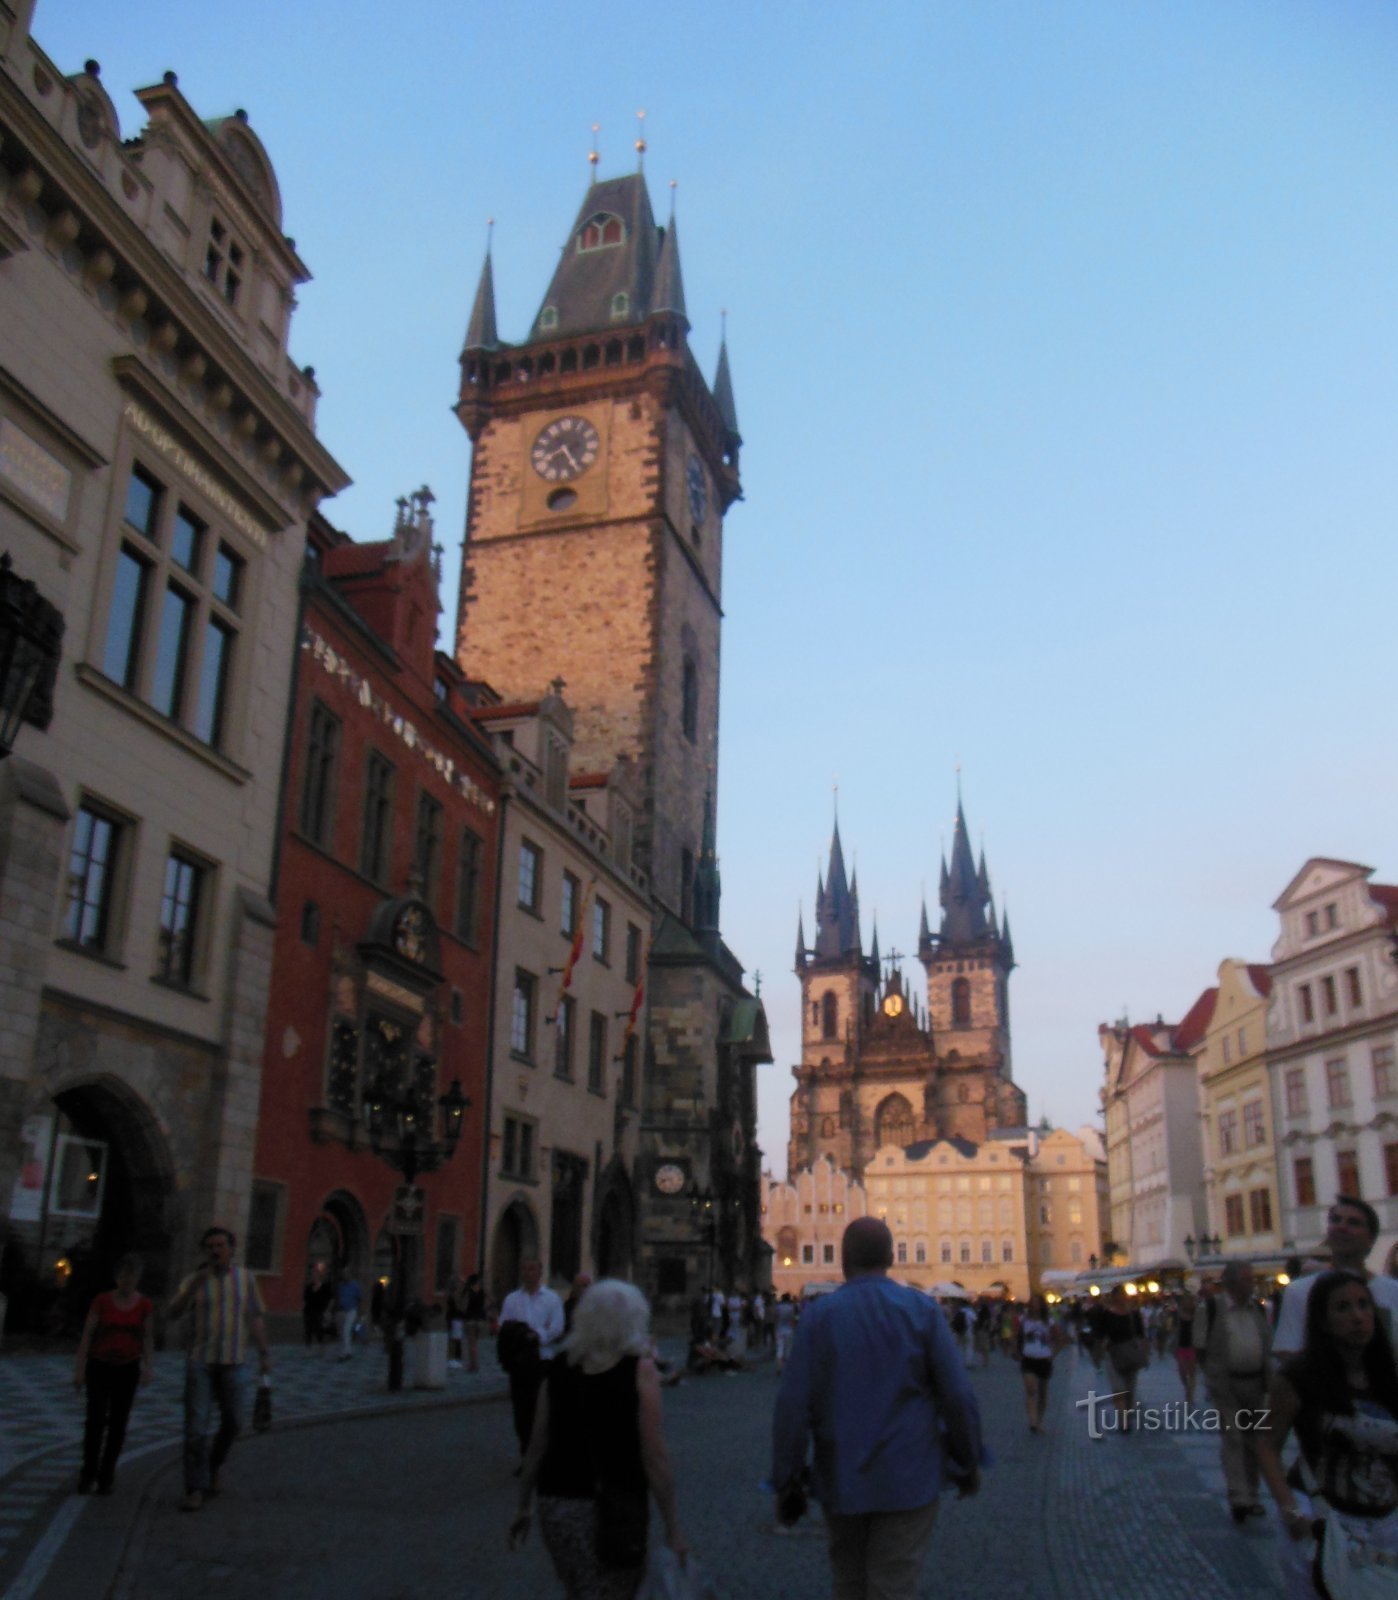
[0,1341,509,1597]
[13,1341,1292,1600]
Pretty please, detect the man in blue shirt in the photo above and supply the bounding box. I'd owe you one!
[772,1218,982,1599]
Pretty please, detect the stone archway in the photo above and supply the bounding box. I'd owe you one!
[594,1164,635,1281]
[490,1199,538,1305]
[43,1078,177,1329]
[306,1190,369,1285]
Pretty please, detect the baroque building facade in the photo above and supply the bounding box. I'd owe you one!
[787,799,1026,1181]
[1267,857,1398,1262]
[0,12,347,1328]
[451,167,770,1299]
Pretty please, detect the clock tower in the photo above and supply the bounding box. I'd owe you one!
[454,172,740,921]
[453,167,770,1302]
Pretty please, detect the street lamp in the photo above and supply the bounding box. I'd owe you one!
[1184,1234,1196,1262]
[365,1075,469,1185]
[0,552,64,759]
[690,1184,719,1297]
[364,1073,469,1391]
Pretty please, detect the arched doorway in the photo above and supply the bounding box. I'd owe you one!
[33,1080,177,1332]
[491,1199,538,1305]
[306,1191,368,1285]
[594,1165,635,1280]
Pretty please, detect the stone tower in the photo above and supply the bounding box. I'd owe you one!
[454,174,740,922]
[452,168,770,1300]
[918,797,1022,1140]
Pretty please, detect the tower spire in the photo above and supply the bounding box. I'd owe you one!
[713,313,740,446]
[462,222,498,352]
[795,905,807,971]
[693,786,720,933]
[653,206,687,320]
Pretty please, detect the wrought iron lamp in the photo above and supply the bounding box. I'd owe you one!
[0,552,64,759]
[365,1075,469,1185]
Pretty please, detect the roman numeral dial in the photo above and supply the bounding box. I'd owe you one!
[530,416,600,483]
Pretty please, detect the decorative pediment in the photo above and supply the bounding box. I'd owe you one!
[1273,857,1371,911]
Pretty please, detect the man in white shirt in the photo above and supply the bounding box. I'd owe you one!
[498,1259,564,1459]
[1272,1196,1398,1358]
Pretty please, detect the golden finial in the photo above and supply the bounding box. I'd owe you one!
[668,177,677,219]
[588,122,600,178]
[635,108,647,170]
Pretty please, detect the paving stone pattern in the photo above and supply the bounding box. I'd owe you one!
[56,1342,1294,1600]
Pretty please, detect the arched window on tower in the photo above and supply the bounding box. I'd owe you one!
[578,213,625,252]
[821,992,838,1040]
[952,977,972,1027]
[682,658,698,743]
[874,1093,914,1149]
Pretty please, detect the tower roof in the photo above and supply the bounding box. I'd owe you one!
[463,245,498,352]
[533,173,664,340]
[939,798,992,944]
[813,820,860,960]
[652,216,687,320]
[713,334,740,443]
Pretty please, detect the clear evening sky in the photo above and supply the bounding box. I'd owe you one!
[39,1,1398,1175]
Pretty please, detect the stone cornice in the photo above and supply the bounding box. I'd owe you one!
[0,75,349,505]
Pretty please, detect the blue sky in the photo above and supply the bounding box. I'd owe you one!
[38,1,1398,1173]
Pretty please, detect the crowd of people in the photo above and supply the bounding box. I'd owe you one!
[61,1191,1398,1600]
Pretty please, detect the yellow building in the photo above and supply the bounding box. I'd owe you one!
[762,1156,868,1298]
[1196,959,1280,1254]
[863,1133,1032,1299]
[1025,1127,1109,1290]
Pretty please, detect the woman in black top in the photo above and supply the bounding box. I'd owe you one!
[510,1280,685,1598]
[1099,1285,1147,1431]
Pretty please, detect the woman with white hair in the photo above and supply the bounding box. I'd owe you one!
[509,1278,686,1597]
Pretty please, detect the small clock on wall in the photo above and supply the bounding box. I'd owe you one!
[654,1163,686,1196]
[686,454,707,523]
[883,993,904,1018]
[531,416,600,483]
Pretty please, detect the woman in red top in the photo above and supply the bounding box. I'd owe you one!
[72,1253,154,1494]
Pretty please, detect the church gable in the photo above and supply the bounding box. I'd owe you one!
[1273,857,1370,912]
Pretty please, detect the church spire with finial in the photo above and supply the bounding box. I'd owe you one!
[653,183,687,320]
[713,310,740,446]
[462,220,498,352]
[795,906,807,972]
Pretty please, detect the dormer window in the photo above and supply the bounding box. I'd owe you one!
[204,216,244,308]
[610,292,629,320]
[578,213,624,252]
[539,305,559,332]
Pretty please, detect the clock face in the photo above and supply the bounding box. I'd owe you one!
[686,455,707,523]
[883,993,904,1018]
[654,1163,686,1196]
[531,416,599,483]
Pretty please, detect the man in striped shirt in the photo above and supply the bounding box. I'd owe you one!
[167,1225,272,1511]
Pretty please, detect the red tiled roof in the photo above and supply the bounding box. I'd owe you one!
[1172,987,1218,1051]
[1246,964,1273,997]
[322,540,391,578]
[1128,1023,1169,1058]
[1372,885,1398,929]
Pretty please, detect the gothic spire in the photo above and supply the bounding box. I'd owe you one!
[795,907,807,971]
[869,915,881,974]
[940,797,991,944]
[918,897,932,956]
[463,240,499,352]
[713,330,740,446]
[813,819,859,960]
[652,214,687,321]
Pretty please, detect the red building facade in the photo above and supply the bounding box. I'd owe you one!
[249,491,501,1324]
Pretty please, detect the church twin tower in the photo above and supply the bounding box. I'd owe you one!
[789,800,1026,1179]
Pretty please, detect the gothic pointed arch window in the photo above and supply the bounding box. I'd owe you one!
[821,992,838,1040]
[682,657,698,743]
[874,1093,914,1149]
[578,213,625,252]
[952,977,972,1027]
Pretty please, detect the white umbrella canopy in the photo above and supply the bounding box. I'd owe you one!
[925,1281,969,1299]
